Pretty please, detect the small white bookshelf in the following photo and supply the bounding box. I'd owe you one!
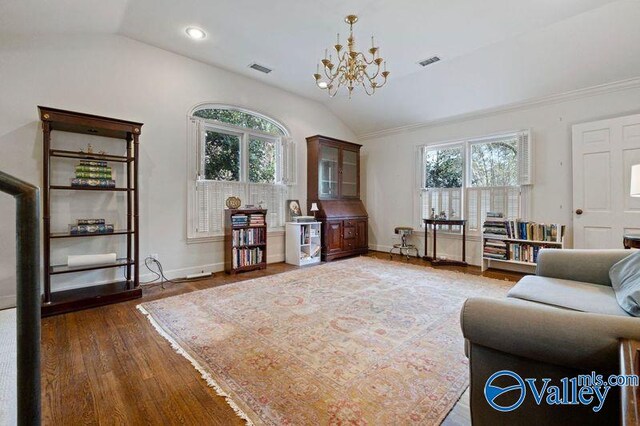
[285,222,322,266]
[481,218,566,272]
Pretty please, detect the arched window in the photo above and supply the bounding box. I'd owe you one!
[192,106,286,136]
[187,105,295,239]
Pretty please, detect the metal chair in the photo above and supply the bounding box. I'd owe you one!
[389,226,419,260]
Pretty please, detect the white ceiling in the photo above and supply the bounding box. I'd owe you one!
[2,0,639,135]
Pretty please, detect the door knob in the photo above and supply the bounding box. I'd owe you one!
[575,209,583,215]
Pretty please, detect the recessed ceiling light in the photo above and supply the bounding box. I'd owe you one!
[185,27,206,40]
[317,82,328,89]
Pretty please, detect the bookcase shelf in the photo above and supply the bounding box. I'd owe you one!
[50,230,133,239]
[481,215,565,272]
[224,209,268,274]
[286,222,322,266]
[40,106,143,317]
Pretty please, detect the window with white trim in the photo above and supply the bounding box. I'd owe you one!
[418,131,531,234]
[187,105,296,240]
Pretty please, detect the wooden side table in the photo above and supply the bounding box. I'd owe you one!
[423,219,468,266]
[624,235,640,249]
[620,338,639,426]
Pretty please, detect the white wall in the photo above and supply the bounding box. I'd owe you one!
[361,83,640,266]
[0,34,355,308]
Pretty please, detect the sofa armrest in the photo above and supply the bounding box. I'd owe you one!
[536,249,631,286]
[461,297,640,371]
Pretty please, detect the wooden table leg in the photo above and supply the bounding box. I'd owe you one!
[433,225,437,261]
[462,222,466,263]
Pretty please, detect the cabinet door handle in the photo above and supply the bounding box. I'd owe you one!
[575,209,583,215]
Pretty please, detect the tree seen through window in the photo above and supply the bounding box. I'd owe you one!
[195,107,285,183]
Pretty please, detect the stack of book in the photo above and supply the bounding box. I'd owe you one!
[249,214,265,227]
[232,247,264,268]
[71,160,116,188]
[231,214,249,227]
[482,212,507,260]
[69,218,114,235]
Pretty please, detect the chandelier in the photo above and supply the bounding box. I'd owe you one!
[313,15,389,98]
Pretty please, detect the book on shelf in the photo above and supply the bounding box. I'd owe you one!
[70,178,116,188]
[75,165,112,173]
[482,213,565,263]
[71,161,115,188]
[78,160,108,167]
[248,213,265,226]
[69,224,114,235]
[231,214,249,227]
[232,228,265,246]
[77,218,105,225]
[231,247,264,268]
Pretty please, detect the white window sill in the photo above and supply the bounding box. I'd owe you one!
[187,228,285,244]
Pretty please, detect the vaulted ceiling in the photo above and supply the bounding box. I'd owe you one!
[2,0,639,136]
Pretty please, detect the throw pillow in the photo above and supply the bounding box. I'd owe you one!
[609,250,640,317]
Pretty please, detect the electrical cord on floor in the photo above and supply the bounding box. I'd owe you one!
[138,256,213,290]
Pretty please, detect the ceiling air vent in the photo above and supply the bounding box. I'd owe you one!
[249,63,272,74]
[418,56,441,67]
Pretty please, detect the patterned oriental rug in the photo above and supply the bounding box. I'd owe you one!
[138,257,512,425]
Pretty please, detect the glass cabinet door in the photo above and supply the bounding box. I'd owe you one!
[319,145,339,198]
[341,149,358,197]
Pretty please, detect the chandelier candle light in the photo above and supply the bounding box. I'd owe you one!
[314,15,389,98]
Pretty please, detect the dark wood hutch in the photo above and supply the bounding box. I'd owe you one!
[306,135,368,261]
[39,106,143,317]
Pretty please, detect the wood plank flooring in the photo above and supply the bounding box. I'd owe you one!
[41,252,522,425]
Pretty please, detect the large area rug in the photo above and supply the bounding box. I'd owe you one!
[138,257,513,425]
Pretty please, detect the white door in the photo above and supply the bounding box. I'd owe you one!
[572,114,640,248]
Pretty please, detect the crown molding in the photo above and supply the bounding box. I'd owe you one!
[357,77,640,141]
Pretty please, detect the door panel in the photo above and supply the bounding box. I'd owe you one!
[572,113,640,248]
[319,145,339,198]
[582,152,610,211]
[325,221,343,253]
[341,149,359,198]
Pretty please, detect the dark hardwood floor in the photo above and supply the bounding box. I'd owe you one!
[41,252,523,425]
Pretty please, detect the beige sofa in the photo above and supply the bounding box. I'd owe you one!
[461,249,640,425]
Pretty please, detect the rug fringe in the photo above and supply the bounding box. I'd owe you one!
[136,304,255,425]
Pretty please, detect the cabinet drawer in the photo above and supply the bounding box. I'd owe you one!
[344,240,355,251]
[344,226,356,239]
[344,219,357,227]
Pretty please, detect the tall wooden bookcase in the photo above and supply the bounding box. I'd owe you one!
[306,135,368,261]
[224,209,268,274]
[39,106,143,317]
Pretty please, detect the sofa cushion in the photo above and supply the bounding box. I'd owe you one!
[609,250,640,317]
[507,275,630,317]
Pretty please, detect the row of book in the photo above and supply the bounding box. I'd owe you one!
[70,160,116,188]
[507,243,543,263]
[231,228,265,247]
[231,247,264,269]
[68,218,114,235]
[231,213,266,227]
[483,213,564,243]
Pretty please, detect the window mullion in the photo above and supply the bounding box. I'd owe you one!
[241,132,248,183]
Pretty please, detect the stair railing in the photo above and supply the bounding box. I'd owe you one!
[0,170,41,425]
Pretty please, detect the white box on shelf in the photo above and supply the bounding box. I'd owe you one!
[286,222,322,266]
